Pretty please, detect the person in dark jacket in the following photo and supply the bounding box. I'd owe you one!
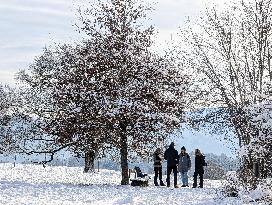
[153,148,166,186]
[164,142,179,188]
[178,146,191,187]
[134,166,148,178]
[193,148,207,188]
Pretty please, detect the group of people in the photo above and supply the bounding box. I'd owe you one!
[153,142,207,188]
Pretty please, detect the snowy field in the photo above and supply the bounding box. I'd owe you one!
[0,163,267,205]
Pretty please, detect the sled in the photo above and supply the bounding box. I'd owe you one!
[129,166,149,187]
[130,178,149,187]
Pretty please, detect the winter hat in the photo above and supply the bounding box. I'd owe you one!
[181,146,186,151]
[195,148,201,155]
[170,142,175,147]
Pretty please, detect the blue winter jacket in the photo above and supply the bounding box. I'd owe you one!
[178,153,191,172]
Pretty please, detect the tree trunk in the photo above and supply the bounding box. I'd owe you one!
[120,132,129,185]
[84,150,95,173]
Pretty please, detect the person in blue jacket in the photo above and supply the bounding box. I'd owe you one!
[178,146,191,187]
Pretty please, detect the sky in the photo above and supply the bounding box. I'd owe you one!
[0,0,235,156]
[174,127,238,157]
[0,0,226,86]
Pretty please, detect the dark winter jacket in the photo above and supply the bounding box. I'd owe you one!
[153,152,163,168]
[194,154,206,174]
[164,146,179,167]
[178,153,191,173]
[134,166,148,178]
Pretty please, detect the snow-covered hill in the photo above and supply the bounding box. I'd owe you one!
[0,163,265,205]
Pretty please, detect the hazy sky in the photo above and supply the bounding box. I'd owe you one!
[0,0,225,86]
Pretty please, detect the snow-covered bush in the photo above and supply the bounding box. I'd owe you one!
[240,97,272,180]
[227,97,271,191]
[222,171,239,197]
[204,161,225,180]
[237,178,272,204]
[237,165,259,190]
[254,178,272,204]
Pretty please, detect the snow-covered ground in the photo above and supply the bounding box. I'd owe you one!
[0,163,267,204]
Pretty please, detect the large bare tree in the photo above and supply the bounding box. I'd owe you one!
[180,0,272,182]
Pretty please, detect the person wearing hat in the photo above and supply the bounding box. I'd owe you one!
[164,142,179,188]
[153,148,166,186]
[178,146,191,187]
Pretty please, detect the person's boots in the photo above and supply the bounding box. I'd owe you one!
[160,180,166,186]
[154,176,159,186]
[166,177,170,187]
[193,174,197,188]
[199,177,203,188]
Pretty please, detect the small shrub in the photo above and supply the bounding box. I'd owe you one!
[223,171,239,197]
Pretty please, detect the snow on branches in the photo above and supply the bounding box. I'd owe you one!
[17,0,188,184]
[240,97,272,178]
